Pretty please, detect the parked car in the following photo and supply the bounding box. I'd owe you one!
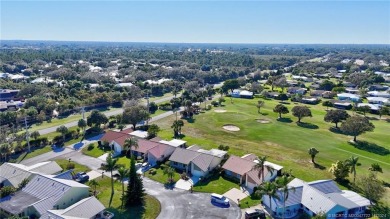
[210,193,229,206]
[244,209,266,219]
[75,172,89,183]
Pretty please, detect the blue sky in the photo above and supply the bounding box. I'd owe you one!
[1,1,389,44]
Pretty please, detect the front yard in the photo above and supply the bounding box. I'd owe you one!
[95,177,161,219]
[193,174,240,194]
[55,159,91,173]
[81,143,110,158]
[145,164,180,185]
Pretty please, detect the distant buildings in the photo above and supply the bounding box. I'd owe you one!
[231,89,254,99]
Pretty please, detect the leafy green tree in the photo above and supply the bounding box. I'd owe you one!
[147,124,160,139]
[319,80,335,91]
[125,155,145,206]
[105,153,118,207]
[356,105,371,117]
[117,167,129,208]
[356,172,385,204]
[255,182,279,214]
[276,174,295,219]
[18,178,29,190]
[273,104,289,119]
[218,97,225,106]
[171,120,184,138]
[87,110,108,127]
[324,109,350,128]
[346,156,359,183]
[88,179,99,196]
[256,100,265,113]
[122,105,150,130]
[329,160,350,182]
[252,156,273,183]
[77,119,87,134]
[379,106,389,119]
[222,79,240,93]
[368,163,382,173]
[340,116,375,142]
[292,106,312,123]
[322,100,334,110]
[308,147,319,164]
[0,143,12,161]
[163,167,176,183]
[30,131,40,140]
[36,111,46,123]
[56,125,68,142]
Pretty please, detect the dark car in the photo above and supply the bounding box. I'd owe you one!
[75,172,89,183]
[244,209,266,219]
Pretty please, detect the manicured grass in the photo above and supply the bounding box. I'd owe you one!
[15,146,52,162]
[55,159,91,173]
[152,97,390,202]
[240,195,261,209]
[81,143,109,158]
[95,177,161,219]
[193,174,240,194]
[145,165,180,185]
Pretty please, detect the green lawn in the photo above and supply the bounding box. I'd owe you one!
[95,177,161,219]
[81,143,110,158]
[54,159,91,173]
[240,195,261,209]
[14,146,52,163]
[193,174,240,194]
[145,165,180,185]
[152,97,390,203]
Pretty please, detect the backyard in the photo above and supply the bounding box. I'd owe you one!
[152,97,390,204]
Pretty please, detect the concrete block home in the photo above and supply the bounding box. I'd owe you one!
[231,89,254,99]
[222,154,283,192]
[337,93,361,102]
[169,146,227,178]
[263,178,370,219]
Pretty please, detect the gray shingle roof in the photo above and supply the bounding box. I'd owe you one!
[47,196,105,218]
[192,153,214,172]
[169,148,200,165]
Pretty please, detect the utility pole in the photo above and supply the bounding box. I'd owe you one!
[24,117,30,152]
[81,106,86,120]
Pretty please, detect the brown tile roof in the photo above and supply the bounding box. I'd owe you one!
[149,136,162,142]
[222,155,256,176]
[100,131,127,143]
[120,128,133,134]
[148,143,172,159]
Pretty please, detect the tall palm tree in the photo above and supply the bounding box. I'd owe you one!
[88,179,99,196]
[105,153,118,207]
[163,167,176,183]
[252,156,273,183]
[255,182,279,215]
[346,156,359,183]
[276,174,295,219]
[308,147,319,164]
[117,167,129,208]
[123,137,138,159]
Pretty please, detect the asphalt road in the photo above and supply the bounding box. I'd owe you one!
[37,95,177,135]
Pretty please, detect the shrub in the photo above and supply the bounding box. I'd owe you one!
[0,186,16,198]
[159,103,172,111]
[66,163,75,170]
[87,143,95,150]
[206,104,212,110]
[149,168,157,175]
[211,101,219,107]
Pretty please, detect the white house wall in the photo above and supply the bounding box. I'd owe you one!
[54,187,89,211]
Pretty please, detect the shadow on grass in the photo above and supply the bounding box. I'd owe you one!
[276,118,293,123]
[329,127,345,135]
[366,116,379,121]
[386,118,390,123]
[184,117,196,123]
[314,163,326,170]
[259,112,268,116]
[297,122,319,129]
[348,141,390,156]
[106,203,145,218]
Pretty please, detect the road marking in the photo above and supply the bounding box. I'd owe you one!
[335,148,390,166]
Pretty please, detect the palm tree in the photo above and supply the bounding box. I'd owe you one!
[56,125,68,142]
[123,137,138,159]
[78,119,87,134]
[252,156,273,183]
[117,167,129,208]
[346,156,359,183]
[88,179,99,196]
[163,167,176,183]
[0,143,11,162]
[308,147,319,164]
[105,153,118,207]
[255,182,279,215]
[276,175,295,219]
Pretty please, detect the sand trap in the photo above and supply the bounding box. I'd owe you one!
[223,124,240,131]
[256,119,270,124]
[214,109,227,113]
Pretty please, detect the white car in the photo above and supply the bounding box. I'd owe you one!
[210,193,229,206]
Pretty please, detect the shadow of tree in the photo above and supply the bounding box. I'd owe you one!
[184,117,196,123]
[366,116,379,121]
[260,112,268,116]
[386,118,390,123]
[276,118,293,123]
[329,127,346,135]
[348,141,390,156]
[297,122,319,129]
[314,163,326,170]
[279,101,290,105]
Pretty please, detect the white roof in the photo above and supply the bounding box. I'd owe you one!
[264,161,283,171]
[129,130,148,139]
[31,77,54,84]
[366,97,389,102]
[240,90,253,96]
[340,190,371,207]
[116,82,133,87]
[337,93,360,98]
[357,103,380,110]
[145,78,171,85]
[160,139,187,147]
[47,196,105,219]
[367,91,390,97]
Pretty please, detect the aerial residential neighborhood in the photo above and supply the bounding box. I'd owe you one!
[1,1,389,219]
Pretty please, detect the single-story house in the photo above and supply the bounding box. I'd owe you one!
[0,89,20,101]
[357,103,380,112]
[368,84,389,91]
[343,82,356,88]
[159,139,187,148]
[310,90,326,97]
[266,92,282,99]
[337,93,360,102]
[300,97,320,104]
[345,88,360,94]
[44,196,108,219]
[222,154,283,192]
[0,174,94,218]
[366,97,389,106]
[169,147,227,178]
[333,101,353,110]
[263,178,370,219]
[367,91,390,98]
[231,89,254,99]
[0,161,62,188]
[287,87,307,95]
[147,143,176,166]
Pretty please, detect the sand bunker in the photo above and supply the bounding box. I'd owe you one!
[214,109,227,113]
[223,124,240,131]
[256,119,270,124]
